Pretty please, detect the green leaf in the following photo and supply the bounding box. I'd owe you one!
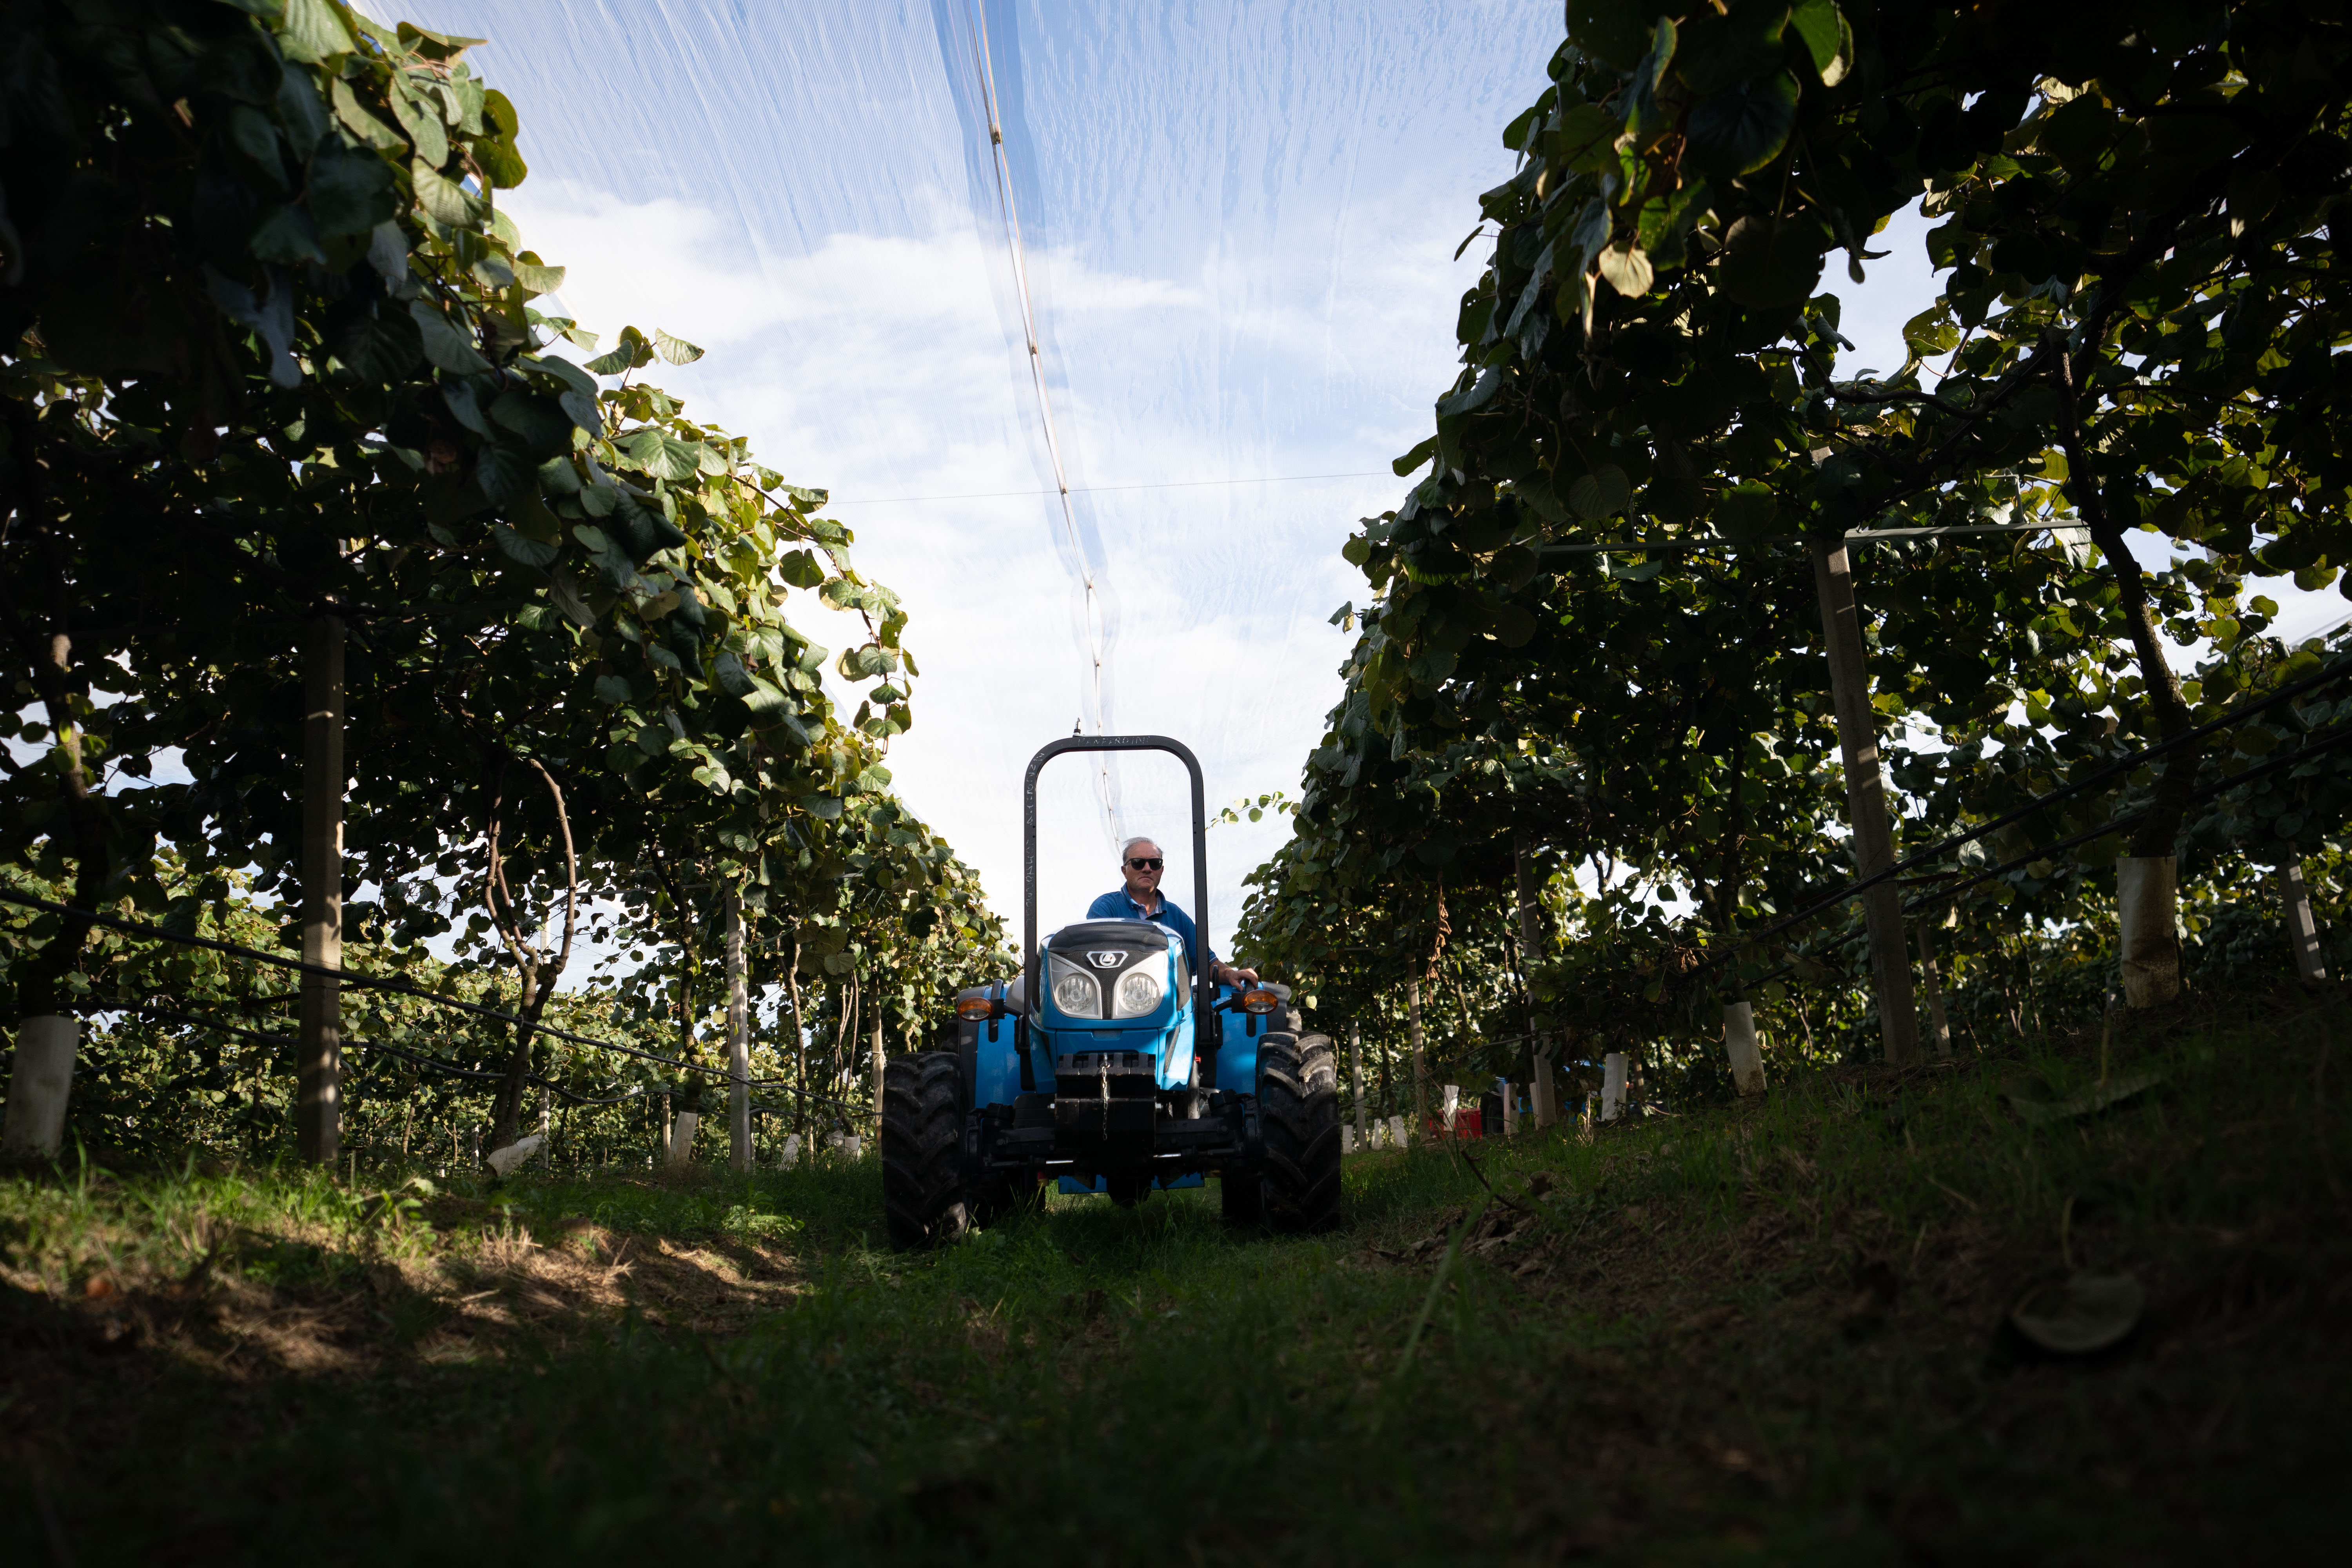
[1595,243,1654,298]
[475,134,527,190]
[1566,0,1652,67]
[411,161,475,228]
[1566,465,1632,521]
[492,524,559,569]
[1717,214,1825,308]
[1673,2,1791,97]
[594,675,632,704]
[1788,0,1847,82]
[550,568,595,628]
[654,329,704,366]
[409,301,490,373]
[1713,483,1781,539]
[331,80,405,150]
[332,300,422,380]
[249,204,325,266]
[713,652,758,697]
[512,255,566,294]
[1437,365,1505,418]
[778,550,826,589]
[475,437,537,506]
[1685,70,1801,177]
[388,84,450,170]
[278,0,359,64]
[1393,435,1440,477]
[305,140,398,238]
[490,390,574,457]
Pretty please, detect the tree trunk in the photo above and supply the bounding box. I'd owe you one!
[486,761,577,1156]
[1810,537,1922,1063]
[1407,979,1428,1124]
[296,612,346,1165]
[1916,919,1953,1058]
[727,886,750,1171]
[869,1005,886,1136]
[785,935,809,1136]
[1511,834,1560,1128]
[1348,1022,1366,1142]
[0,475,110,1157]
[2057,343,2195,1004]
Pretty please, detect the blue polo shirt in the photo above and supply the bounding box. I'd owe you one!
[1086,889,1219,973]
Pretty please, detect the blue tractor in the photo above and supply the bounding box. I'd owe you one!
[880,735,1341,1246]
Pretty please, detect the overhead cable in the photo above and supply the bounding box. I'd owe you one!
[962,0,1120,842]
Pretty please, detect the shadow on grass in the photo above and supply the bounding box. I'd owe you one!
[5,991,2350,1564]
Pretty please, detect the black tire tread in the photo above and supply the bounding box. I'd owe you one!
[882,1052,971,1249]
[1258,1031,1341,1233]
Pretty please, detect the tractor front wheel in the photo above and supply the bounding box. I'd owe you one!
[882,1053,971,1249]
[1258,1031,1341,1233]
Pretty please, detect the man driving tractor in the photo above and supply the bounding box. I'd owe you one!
[1086,836,1259,988]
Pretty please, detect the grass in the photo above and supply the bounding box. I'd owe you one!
[4,990,2349,1564]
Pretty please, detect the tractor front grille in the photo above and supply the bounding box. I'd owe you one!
[1052,1051,1157,1143]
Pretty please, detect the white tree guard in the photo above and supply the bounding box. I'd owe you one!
[2116,855,2181,1007]
[2,1015,78,1158]
[1723,1002,1766,1096]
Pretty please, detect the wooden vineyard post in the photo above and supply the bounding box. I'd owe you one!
[1809,539,1921,1065]
[869,1012,886,1138]
[296,611,345,1165]
[1513,834,1560,1127]
[1348,1022,1366,1143]
[1917,919,1954,1057]
[2277,859,2330,987]
[726,887,751,1171]
[1407,979,1429,1125]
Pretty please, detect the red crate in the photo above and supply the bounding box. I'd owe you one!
[1424,1109,1484,1140]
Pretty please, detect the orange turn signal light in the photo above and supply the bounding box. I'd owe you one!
[955,994,998,1022]
[1240,987,1279,1016]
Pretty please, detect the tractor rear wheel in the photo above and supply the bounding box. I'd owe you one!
[882,1052,971,1249]
[1258,1031,1341,1233]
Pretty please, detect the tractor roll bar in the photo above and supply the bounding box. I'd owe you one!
[1022,735,1213,1054]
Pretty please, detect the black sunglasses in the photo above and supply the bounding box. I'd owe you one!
[1126,857,1164,870]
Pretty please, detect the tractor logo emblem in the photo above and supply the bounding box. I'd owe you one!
[1086,951,1127,969]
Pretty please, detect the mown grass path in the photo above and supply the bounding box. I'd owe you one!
[5,995,2347,1564]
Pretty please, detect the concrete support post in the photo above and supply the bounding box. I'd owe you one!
[297,612,345,1165]
[1810,539,1920,1064]
[2278,860,2329,987]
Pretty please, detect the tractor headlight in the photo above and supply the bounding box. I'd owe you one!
[1048,954,1102,1018]
[1112,966,1163,1018]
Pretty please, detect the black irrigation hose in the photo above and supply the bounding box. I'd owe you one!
[1688,653,2352,977]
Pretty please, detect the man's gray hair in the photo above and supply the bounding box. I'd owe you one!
[1120,835,1161,862]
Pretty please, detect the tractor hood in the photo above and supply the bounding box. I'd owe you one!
[1037,919,1187,1025]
